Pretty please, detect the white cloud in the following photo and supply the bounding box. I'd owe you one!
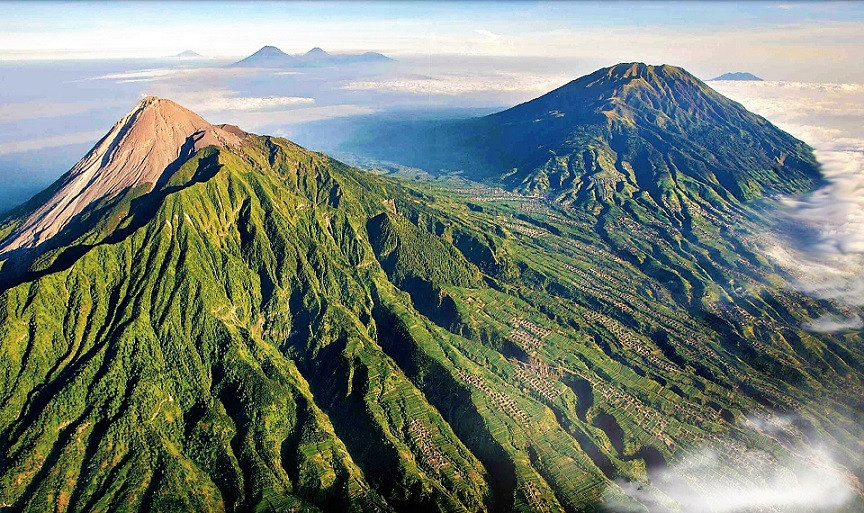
[473,29,515,52]
[802,313,863,333]
[90,68,186,83]
[176,90,314,113]
[0,100,125,122]
[86,66,260,84]
[0,130,104,156]
[713,81,864,125]
[110,87,316,115]
[0,88,316,158]
[86,67,316,114]
[342,71,569,96]
[605,414,856,513]
[476,29,503,41]
[712,80,864,305]
[224,105,376,130]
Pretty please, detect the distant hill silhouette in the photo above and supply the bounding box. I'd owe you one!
[231,45,394,67]
[709,71,763,81]
[173,50,204,59]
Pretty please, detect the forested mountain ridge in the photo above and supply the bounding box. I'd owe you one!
[477,63,819,202]
[0,74,861,513]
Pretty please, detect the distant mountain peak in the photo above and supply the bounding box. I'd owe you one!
[710,71,763,81]
[253,45,289,56]
[174,50,203,58]
[231,45,393,67]
[359,51,394,61]
[0,98,244,253]
[230,45,294,67]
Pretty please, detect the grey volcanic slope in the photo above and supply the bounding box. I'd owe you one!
[0,97,243,254]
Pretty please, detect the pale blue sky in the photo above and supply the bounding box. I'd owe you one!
[2,1,863,77]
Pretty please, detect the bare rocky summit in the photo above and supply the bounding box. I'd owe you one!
[0,97,244,253]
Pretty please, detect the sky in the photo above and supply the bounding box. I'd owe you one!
[2,1,864,81]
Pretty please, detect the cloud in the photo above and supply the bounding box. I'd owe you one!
[85,66,264,84]
[86,66,317,114]
[471,29,516,53]
[0,90,315,157]
[605,414,856,513]
[476,29,503,41]
[108,87,316,115]
[711,80,864,305]
[712,81,864,125]
[89,68,187,83]
[802,313,863,333]
[0,130,104,156]
[173,90,314,113]
[0,100,125,122]
[342,71,569,96]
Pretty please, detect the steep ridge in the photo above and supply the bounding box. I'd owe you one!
[478,63,819,201]
[0,97,243,254]
[0,93,862,513]
[333,63,825,313]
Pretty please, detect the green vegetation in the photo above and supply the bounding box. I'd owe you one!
[0,65,862,512]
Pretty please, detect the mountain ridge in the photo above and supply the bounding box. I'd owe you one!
[339,62,820,206]
[0,71,862,513]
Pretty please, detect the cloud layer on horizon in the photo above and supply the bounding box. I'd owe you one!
[342,70,570,96]
[0,130,105,156]
[164,89,315,113]
[712,80,864,309]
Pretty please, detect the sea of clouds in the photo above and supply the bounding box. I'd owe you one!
[602,80,864,513]
[605,413,858,513]
[711,81,864,314]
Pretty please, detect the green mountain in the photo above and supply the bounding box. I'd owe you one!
[342,63,818,204]
[0,72,862,513]
[471,63,815,201]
